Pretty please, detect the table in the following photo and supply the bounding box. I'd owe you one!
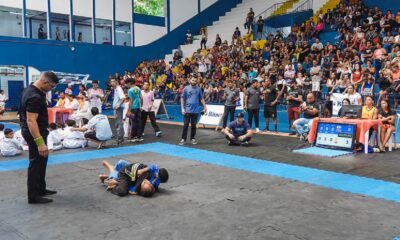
[48,108,74,124]
[308,118,382,154]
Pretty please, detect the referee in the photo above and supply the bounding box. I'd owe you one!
[20,72,59,204]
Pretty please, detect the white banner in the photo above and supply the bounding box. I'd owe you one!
[331,93,346,116]
[198,104,225,126]
[152,99,169,118]
[236,92,244,110]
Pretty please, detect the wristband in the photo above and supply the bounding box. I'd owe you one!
[34,136,45,147]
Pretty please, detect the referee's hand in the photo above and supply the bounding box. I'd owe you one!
[38,144,49,158]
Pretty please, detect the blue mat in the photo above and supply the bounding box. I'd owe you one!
[0,121,20,131]
[293,146,353,158]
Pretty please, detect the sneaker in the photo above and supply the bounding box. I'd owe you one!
[179,139,186,145]
[138,137,144,142]
[228,141,233,145]
[263,128,269,132]
[155,131,162,137]
[97,142,105,149]
[241,141,249,146]
[128,138,139,143]
[191,139,198,145]
[255,128,260,133]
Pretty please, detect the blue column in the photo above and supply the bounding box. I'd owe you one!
[22,0,27,37]
[25,66,29,87]
[112,0,116,45]
[198,0,200,13]
[131,0,135,47]
[92,0,96,44]
[69,0,75,41]
[47,0,52,40]
[166,0,170,33]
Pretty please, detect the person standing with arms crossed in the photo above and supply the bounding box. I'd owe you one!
[222,80,240,130]
[126,78,143,142]
[244,80,261,132]
[110,78,125,144]
[179,77,207,145]
[20,72,59,204]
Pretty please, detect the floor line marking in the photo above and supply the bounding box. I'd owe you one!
[1,142,400,204]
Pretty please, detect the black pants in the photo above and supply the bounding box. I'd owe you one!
[201,39,207,49]
[141,111,160,133]
[247,108,260,128]
[181,113,198,141]
[222,105,236,128]
[129,108,142,138]
[22,130,49,201]
[111,171,131,197]
[225,135,251,145]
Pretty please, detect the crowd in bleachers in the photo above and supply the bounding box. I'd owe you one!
[101,0,399,151]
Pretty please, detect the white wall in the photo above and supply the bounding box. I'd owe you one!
[312,0,328,13]
[116,0,132,22]
[134,23,166,46]
[0,11,23,37]
[95,0,113,20]
[51,0,69,15]
[170,0,197,31]
[201,0,217,11]
[73,0,93,18]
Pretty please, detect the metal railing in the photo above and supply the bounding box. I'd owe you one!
[255,0,313,19]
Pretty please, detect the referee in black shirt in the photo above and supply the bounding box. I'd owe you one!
[20,72,59,204]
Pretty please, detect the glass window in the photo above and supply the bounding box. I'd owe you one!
[116,21,131,46]
[95,19,112,44]
[26,9,48,39]
[0,6,23,38]
[51,13,70,41]
[74,17,93,43]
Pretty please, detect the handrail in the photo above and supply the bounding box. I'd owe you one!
[255,0,296,20]
[255,0,313,19]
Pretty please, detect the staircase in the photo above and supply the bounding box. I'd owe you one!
[165,0,286,63]
[271,0,300,16]
[310,0,340,23]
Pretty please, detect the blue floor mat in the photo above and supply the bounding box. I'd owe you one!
[293,146,353,158]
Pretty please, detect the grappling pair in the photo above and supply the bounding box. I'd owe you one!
[100,160,169,197]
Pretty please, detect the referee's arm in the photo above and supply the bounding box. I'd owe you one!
[27,112,48,157]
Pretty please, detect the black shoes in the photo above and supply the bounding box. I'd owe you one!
[28,196,53,204]
[40,189,57,196]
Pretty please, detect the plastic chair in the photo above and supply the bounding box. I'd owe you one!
[388,113,400,151]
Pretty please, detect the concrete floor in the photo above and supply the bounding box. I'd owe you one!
[0,123,400,240]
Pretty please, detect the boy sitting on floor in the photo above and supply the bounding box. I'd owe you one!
[13,129,29,151]
[62,119,87,149]
[0,128,23,157]
[99,159,169,197]
[47,123,64,152]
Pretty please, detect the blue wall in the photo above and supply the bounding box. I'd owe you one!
[364,0,400,12]
[0,0,242,89]
[265,10,313,28]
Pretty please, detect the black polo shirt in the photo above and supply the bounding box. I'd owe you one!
[19,84,49,136]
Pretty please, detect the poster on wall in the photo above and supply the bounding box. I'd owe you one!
[134,0,165,17]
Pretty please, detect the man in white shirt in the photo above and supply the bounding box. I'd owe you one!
[72,107,112,149]
[87,80,104,113]
[0,90,7,113]
[110,79,125,144]
[64,94,79,110]
[70,93,92,123]
[141,82,162,137]
[0,129,23,157]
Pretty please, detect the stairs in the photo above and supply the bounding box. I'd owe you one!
[271,0,300,16]
[310,0,340,23]
[165,0,284,63]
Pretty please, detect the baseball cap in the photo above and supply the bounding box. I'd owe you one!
[236,112,245,118]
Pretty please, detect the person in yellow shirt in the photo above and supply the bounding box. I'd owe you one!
[361,96,378,120]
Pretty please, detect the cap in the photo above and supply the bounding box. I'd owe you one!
[236,112,245,118]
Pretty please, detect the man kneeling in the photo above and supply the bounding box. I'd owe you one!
[224,112,253,146]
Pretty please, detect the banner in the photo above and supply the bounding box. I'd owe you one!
[198,104,225,127]
[236,92,244,110]
[331,93,346,116]
[152,99,169,118]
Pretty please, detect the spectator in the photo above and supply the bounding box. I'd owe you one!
[293,93,319,140]
[224,112,253,146]
[378,99,396,152]
[256,16,264,40]
[87,80,104,113]
[38,24,45,39]
[222,80,240,129]
[286,81,303,135]
[244,80,261,132]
